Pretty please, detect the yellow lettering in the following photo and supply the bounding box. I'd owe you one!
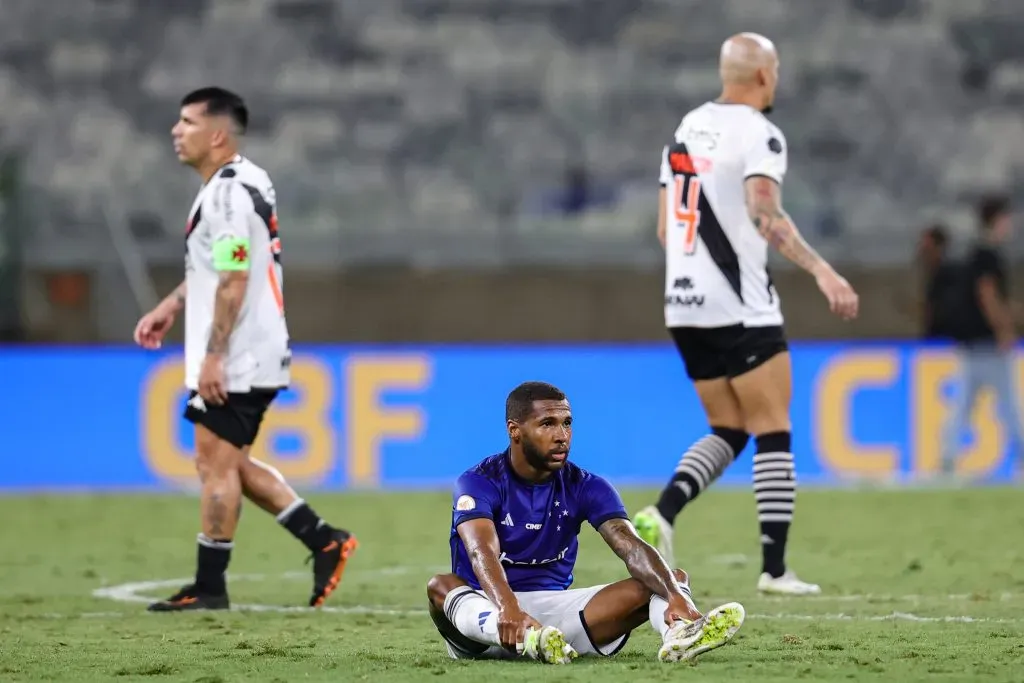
[913,350,1003,476]
[346,355,431,487]
[249,357,334,483]
[141,357,194,481]
[142,356,334,485]
[814,352,899,477]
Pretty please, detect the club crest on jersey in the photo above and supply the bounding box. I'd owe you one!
[456,495,476,511]
[768,137,783,154]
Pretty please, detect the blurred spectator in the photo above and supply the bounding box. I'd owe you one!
[942,195,1023,473]
[916,223,959,340]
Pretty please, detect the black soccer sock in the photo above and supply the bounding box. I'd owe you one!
[754,431,795,579]
[277,499,334,552]
[655,427,749,525]
[195,534,233,595]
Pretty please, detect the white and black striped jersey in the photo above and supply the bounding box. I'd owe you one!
[183,154,290,391]
[659,102,787,328]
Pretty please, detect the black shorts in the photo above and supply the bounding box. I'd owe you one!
[669,324,788,381]
[183,389,280,449]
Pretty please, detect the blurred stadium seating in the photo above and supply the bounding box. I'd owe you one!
[1,0,1023,272]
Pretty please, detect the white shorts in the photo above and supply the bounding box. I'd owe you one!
[437,584,630,660]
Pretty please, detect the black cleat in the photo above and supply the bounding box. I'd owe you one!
[147,584,229,612]
[308,529,358,607]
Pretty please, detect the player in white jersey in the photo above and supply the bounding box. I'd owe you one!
[633,34,859,595]
[133,88,357,611]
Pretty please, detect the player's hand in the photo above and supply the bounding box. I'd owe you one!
[664,594,702,626]
[133,304,176,350]
[497,606,543,652]
[813,266,859,321]
[198,354,228,406]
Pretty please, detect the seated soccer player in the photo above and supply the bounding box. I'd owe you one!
[426,381,746,664]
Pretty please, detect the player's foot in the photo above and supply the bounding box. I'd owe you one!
[146,584,229,612]
[521,625,578,665]
[757,570,821,595]
[308,528,359,607]
[658,602,745,662]
[633,506,675,564]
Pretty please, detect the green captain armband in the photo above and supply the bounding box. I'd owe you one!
[212,237,251,271]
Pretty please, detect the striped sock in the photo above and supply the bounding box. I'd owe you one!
[656,427,748,525]
[753,432,795,579]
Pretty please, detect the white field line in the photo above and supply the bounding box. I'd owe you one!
[66,570,1024,625]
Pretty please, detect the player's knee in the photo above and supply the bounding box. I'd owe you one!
[671,568,690,587]
[426,574,456,610]
[710,426,749,455]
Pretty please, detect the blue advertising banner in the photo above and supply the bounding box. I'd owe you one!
[0,343,1019,491]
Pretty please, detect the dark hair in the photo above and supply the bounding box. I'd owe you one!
[978,194,1010,230]
[923,223,948,248]
[181,87,248,134]
[505,381,567,422]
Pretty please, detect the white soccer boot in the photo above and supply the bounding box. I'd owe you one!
[632,506,675,565]
[658,602,746,662]
[757,569,821,595]
[521,625,578,665]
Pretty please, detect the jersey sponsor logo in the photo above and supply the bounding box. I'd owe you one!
[666,276,704,306]
[524,522,543,530]
[673,277,695,290]
[498,545,570,567]
[664,294,705,307]
[768,137,783,154]
[456,495,476,511]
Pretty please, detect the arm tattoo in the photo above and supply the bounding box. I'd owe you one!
[598,518,684,600]
[174,281,186,307]
[745,178,826,275]
[206,272,247,355]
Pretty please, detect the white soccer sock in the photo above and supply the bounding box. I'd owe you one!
[649,583,696,641]
[444,585,502,647]
[275,498,305,523]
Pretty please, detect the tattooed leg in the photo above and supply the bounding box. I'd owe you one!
[192,424,243,597]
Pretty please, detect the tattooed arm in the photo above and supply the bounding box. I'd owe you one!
[598,518,686,601]
[162,280,187,312]
[744,176,859,319]
[744,176,828,275]
[206,271,248,355]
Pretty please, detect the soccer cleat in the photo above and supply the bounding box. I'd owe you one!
[757,570,821,595]
[658,602,745,662]
[521,626,578,665]
[147,584,229,612]
[309,528,359,607]
[633,506,675,565]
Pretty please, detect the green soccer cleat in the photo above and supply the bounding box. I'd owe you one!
[633,505,675,565]
[658,602,745,663]
[521,626,578,665]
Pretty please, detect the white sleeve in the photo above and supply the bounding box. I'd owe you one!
[658,145,671,187]
[205,180,254,242]
[743,121,788,184]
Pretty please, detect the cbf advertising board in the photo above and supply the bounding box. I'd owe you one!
[0,343,1018,491]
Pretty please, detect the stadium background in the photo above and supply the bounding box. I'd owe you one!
[1,0,1022,490]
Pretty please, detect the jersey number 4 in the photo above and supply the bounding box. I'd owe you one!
[673,175,702,256]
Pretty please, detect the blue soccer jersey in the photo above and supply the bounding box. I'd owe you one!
[449,450,628,592]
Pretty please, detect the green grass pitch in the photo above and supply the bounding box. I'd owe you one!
[1,487,1023,682]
